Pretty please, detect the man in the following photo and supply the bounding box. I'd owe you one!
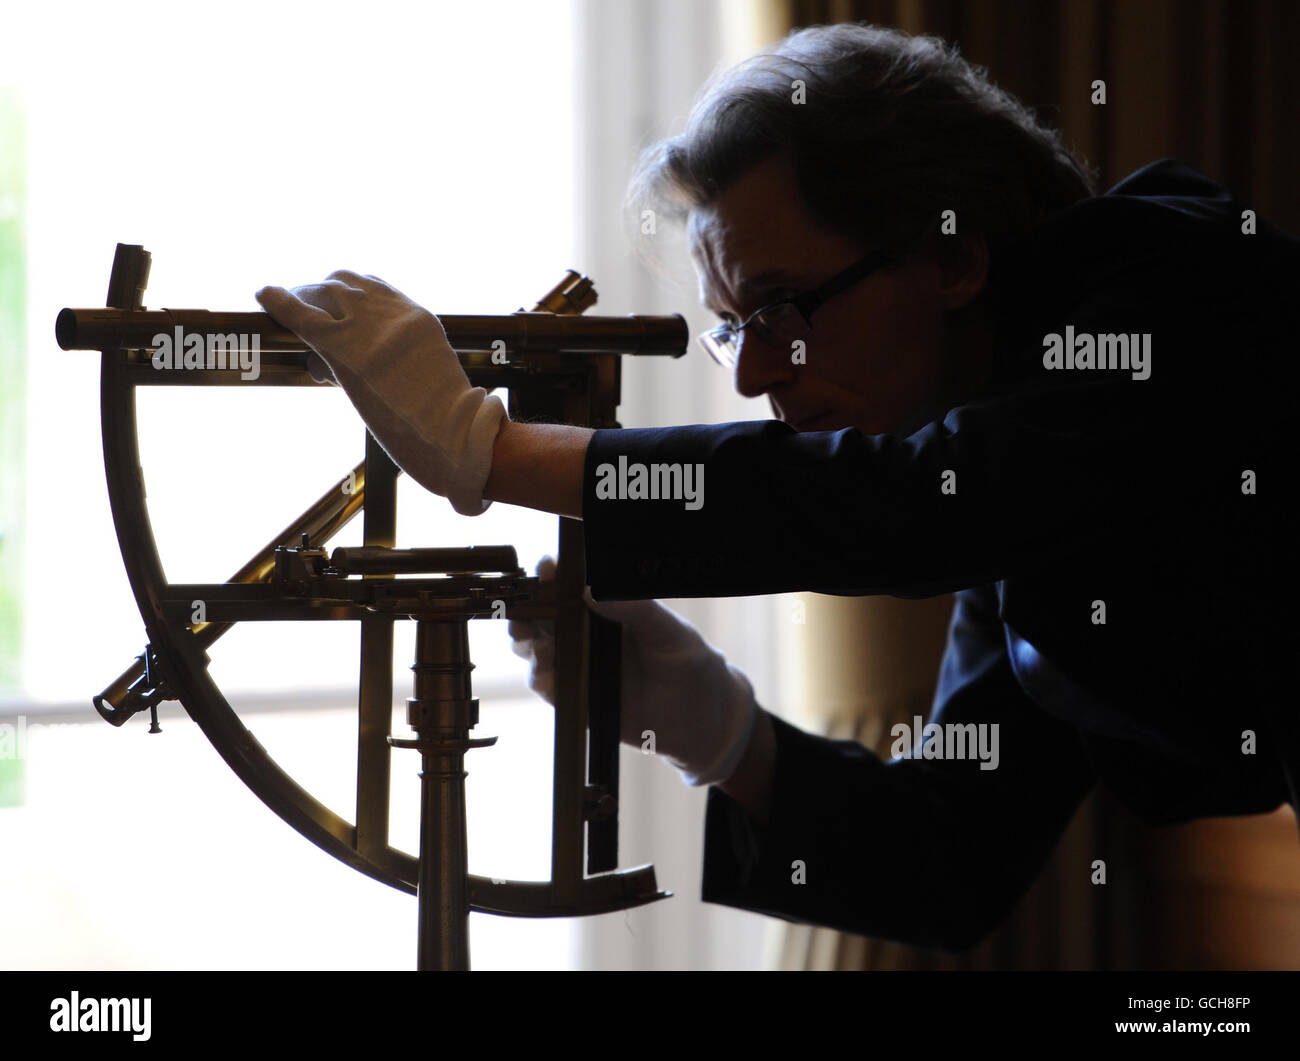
[257,24,1299,951]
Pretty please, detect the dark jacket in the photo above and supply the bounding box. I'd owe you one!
[581,160,1300,950]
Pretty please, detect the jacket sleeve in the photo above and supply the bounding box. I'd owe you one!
[700,585,1097,952]
[581,368,1183,602]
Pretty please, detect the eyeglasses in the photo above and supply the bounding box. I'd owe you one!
[698,246,892,368]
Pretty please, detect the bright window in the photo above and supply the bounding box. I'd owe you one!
[2,0,583,969]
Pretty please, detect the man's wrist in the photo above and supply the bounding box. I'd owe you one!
[716,707,776,826]
[484,420,592,519]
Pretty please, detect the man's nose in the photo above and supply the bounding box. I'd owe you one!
[733,330,794,399]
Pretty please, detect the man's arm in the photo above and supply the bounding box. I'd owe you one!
[483,421,591,520]
[700,586,1097,952]
[577,365,1188,604]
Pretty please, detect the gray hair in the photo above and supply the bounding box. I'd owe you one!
[629,23,1097,261]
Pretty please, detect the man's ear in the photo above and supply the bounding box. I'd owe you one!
[933,233,989,311]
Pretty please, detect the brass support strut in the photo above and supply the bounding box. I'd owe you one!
[390,621,497,971]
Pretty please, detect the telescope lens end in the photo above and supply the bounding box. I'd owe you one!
[55,308,77,350]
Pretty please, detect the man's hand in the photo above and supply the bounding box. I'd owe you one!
[256,271,507,516]
[509,557,759,787]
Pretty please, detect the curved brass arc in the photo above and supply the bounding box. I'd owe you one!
[99,332,422,893]
[95,248,670,918]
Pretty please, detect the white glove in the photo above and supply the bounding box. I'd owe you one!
[256,271,507,516]
[509,557,759,787]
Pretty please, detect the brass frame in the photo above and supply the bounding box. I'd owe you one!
[63,243,685,968]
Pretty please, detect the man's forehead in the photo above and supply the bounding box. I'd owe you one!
[689,203,791,267]
[689,207,809,308]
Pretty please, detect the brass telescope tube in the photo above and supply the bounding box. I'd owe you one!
[56,307,688,356]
